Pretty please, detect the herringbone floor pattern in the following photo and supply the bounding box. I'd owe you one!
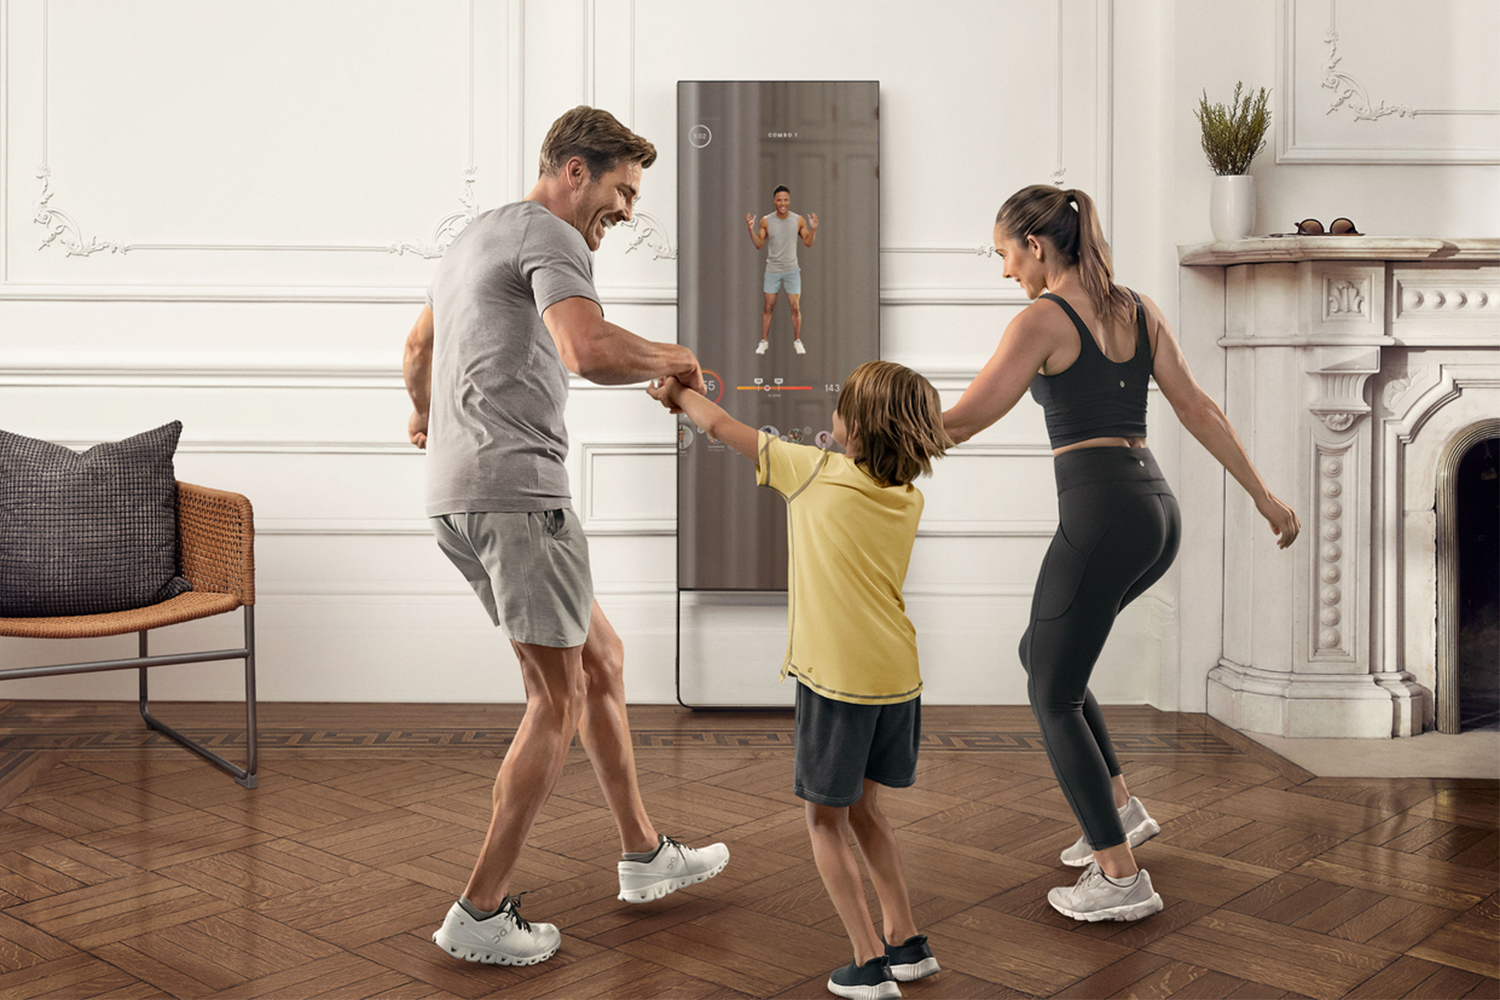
[0,701,1493,999]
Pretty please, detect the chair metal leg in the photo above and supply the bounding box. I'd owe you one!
[137,609,259,788]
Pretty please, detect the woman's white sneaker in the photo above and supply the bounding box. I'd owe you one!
[431,895,560,965]
[617,834,730,903]
[1047,863,1163,922]
[1059,796,1161,866]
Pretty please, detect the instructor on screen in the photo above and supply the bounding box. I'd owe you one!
[747,185,819,356]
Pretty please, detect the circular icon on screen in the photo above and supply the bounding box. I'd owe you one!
[759,424,779,438]
[677,420,694,451]
[815,430,834,450]
[688,124,712,148]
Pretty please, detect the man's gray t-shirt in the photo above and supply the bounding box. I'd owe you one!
[425,201,598,515]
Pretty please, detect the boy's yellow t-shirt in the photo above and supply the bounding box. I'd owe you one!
[755,430,923,705]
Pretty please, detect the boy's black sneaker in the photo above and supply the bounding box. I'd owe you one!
[827,955,900,999]
[883,934,939,981]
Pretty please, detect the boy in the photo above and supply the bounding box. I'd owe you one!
[650,361,952,998]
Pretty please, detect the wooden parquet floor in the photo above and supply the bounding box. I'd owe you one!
[0,701,1493,1000]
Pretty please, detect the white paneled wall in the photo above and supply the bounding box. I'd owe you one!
[3,1,1491,709]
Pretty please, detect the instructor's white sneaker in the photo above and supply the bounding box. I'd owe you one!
[432,895,560,965]
[793,339,806,355]
[1060,796,1160,867]
[1047,862,1163,922]
[617,834,730,903]
[756,339,769,355]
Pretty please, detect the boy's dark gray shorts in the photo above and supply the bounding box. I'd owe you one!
[794,682,921,808]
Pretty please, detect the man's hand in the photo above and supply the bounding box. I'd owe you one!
[746,213,757,231]
[673,362,706,397]
[408,410,428,449]
[807,212,819,232]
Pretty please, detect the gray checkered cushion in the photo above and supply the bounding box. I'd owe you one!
[0,421,192,616]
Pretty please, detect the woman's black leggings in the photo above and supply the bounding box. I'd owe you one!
[1018,447,1180,850]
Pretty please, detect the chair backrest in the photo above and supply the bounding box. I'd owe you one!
[177,482,255,605]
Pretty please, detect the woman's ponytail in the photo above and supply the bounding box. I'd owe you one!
[1067,189,1135,332]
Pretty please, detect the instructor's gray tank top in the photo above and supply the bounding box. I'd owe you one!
[764,212,800,273]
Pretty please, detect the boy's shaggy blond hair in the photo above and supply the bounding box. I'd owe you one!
[835,361,954,487]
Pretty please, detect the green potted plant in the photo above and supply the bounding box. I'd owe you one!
[1195,82,1271,240]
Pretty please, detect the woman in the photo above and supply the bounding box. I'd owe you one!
[944,185,1299,922]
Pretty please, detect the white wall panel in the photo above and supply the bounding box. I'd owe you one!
[0,0,1192,708]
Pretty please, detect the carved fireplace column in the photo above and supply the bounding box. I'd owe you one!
[1175,239,1500,738]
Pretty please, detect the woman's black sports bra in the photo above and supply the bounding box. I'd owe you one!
[1028,289,1151,449]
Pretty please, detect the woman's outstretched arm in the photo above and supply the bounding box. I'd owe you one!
[1144,294,1301,549]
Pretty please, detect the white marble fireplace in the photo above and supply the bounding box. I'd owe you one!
[1180,238,1500,738]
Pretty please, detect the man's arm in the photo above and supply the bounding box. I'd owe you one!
[648,377,759,460]
[543,295,705,394]
[402,305,434,449]
[745,213,766,250]
[800,212,818,247]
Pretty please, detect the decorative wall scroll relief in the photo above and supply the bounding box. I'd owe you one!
[392,168,478,259]
[1322,27,1413,122]
[1308,346,1382,432]
[1320,0,1498,124]
[618,210,677,261]
[34,166,122,257]
[34,165,479,259]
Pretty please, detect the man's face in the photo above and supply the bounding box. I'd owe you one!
[574,160,642,251]
[774,191,791,216]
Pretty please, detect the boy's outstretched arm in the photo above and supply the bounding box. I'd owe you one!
[649,377,760,461]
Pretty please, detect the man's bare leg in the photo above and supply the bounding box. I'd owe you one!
[762,292,776,342]
[577,600,657,853]
[462,640,584,910]
[789,292,802,342]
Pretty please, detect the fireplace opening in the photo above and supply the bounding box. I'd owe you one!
[1458,437,1499,732]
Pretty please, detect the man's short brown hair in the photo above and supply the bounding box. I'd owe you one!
[539,106,657,180]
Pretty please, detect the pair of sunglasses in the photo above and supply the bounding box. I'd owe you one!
[1292,217,1361,235]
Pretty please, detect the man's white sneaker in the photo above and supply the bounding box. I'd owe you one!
[756,339,769,355]
[1060,796,1160,867]
[617,834,730,903]
[793,339,806,354]
[432,895,560,965]
[1047,863,1163,922]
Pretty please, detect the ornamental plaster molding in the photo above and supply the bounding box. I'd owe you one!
[1307,345,1381,431]
[30,0,482,259]
[618,209,676,261]
[1311,445,1354,659]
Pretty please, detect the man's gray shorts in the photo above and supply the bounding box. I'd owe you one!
[431,509,594,648]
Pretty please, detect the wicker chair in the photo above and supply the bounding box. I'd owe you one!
[0,482,258,787]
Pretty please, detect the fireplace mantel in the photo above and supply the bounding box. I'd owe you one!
[1179,237,1500,267]
[1179,238,1500,738]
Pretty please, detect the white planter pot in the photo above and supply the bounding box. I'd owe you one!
[1210,174,1256,241]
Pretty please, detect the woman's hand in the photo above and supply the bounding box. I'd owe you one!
[1256,491,1301,549]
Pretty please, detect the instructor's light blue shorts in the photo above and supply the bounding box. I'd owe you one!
[764,268,801,294]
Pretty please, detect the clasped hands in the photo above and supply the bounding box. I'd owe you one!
[647,374,696,412]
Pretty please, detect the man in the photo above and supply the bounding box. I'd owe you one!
[403,105,729,967]
[746,185,819,355]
